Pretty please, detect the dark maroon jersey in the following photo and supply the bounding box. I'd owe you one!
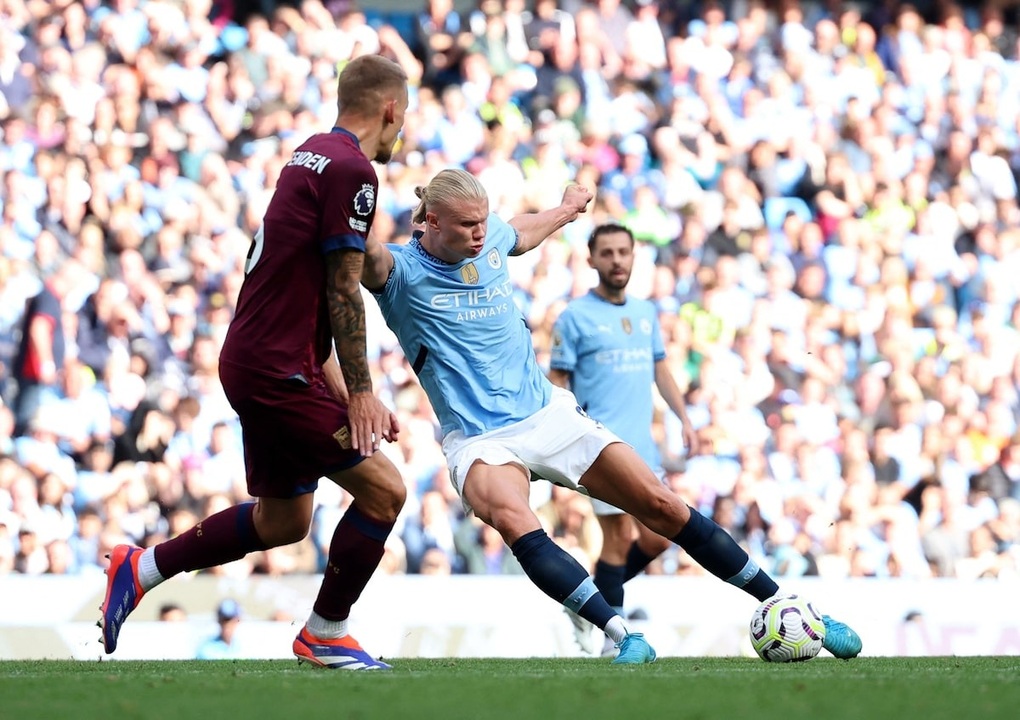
[221,128,378,382]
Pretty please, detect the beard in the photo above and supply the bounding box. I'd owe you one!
[600,271,631,291]
[374,145,394,164]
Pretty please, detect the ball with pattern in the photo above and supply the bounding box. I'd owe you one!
[749,593,826,662]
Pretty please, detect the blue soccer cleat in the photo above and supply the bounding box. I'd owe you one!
[611,632,657,665]
[822,615,863,659]
[99,545,146,654]
[293,627,392,670]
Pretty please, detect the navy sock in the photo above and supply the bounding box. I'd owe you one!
[594,560,626,611]
[511,529,617,629]
[672,507,779,601]
[623,542,657,582]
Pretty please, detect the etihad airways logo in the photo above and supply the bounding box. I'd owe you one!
[430,280,514,309]
[594,347,654,365]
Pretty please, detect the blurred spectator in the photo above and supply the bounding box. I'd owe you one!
[402,489,462,574]
[417,0,468,90]
[11,261,75,434]
[196,598,243,659]
[418,546,453,575]
[159,602,187,622]
[0,0,1018,586]
[456,517,524,575]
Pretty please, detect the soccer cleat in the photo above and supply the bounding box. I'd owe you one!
[822,615,863,659]
[611,632,656,665]
[565,608,598,656]
[99,545,145,654]
[293,627,392,670]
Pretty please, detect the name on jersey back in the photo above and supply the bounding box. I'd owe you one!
[286,151,332,174]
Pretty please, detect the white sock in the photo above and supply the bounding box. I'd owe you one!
[604,615,628,644]
[306,611,348,640]
[137,548,165,591]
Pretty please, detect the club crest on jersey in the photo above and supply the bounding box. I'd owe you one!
[640,319,652,334]
[353,183,375,216]
[332,426,352,449]
[487,249,502,269]
[621,318,633,334]
[460,263,479,285]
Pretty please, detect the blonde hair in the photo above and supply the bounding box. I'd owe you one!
[411,169,488,225]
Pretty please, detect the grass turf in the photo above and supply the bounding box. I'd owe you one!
[2,657,1017,720]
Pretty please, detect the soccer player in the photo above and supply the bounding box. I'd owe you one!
[100,55,411,670]
[548,222,697,655]
[362,168,862,662]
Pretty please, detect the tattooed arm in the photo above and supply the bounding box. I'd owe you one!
[325,248,372,393]
[325,248,398,454]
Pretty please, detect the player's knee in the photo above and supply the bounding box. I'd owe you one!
[280,520,311,545]
[639,490,686,536]
[360,475,406,523]
[488,505,537,545]
[254,498,313,547]
[263,514,311,547]
[375,482,406,523]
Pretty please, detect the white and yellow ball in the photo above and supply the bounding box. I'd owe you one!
[749,593,826,662]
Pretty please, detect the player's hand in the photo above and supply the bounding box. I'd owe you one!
[384,408,400,443]
[682,421,701,457]
[561,184,594,218]
[347,391,395,457]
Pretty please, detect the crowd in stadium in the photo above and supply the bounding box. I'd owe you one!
[1,0,1020,587]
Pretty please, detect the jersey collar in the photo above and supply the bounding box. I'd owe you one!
[590,289,627,306]
[331,126,359,144]
[410,232,455,266]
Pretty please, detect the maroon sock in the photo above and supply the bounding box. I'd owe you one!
[153,502,269,578]
[313,504,394,621]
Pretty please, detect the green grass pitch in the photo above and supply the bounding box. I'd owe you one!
[2,657,1018,720]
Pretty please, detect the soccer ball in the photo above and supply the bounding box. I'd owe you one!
[749,593,826,662]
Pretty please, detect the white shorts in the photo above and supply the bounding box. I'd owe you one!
[443,387,623,513]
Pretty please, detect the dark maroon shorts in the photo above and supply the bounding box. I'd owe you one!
[219,360,363,498]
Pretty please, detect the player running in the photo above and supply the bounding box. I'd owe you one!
[100,55,410,670]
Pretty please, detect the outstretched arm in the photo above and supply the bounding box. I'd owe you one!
[325,248,398,455]
[509,184,593,255]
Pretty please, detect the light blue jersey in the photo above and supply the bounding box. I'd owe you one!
[374,213,552,437]
[551,292,665,469]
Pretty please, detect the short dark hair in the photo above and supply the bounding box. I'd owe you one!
[337,55,408,118]
[587,223,634,254]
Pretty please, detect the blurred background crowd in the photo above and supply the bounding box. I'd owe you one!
[2,0,1020,589]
